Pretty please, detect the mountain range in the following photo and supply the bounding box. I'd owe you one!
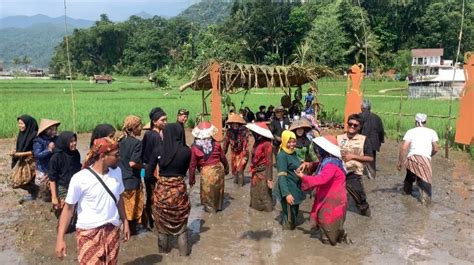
[0,1,231,68]
[0,14,94,29]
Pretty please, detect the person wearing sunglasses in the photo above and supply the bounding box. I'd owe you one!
[337,113,374,217]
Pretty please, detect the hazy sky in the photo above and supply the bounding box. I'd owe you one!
[0,0,198,20]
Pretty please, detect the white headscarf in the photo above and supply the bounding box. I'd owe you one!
[415,113,427,127]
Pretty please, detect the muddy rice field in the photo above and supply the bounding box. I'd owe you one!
[0,129,472,265]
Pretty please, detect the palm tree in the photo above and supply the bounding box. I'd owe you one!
[346,31,380,73]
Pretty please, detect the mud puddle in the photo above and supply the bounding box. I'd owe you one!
[0,130,472,264]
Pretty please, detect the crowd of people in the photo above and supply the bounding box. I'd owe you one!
[7,98,440,264]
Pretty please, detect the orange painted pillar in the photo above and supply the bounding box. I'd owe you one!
[210,61,224,141]
[455,53,474,145]
[344,64,364,130]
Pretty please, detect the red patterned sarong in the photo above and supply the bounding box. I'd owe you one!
[230,150,247,175]
[76,224,120,265]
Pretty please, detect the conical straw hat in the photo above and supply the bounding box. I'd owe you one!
[313,135,341,158]
[37,119,60,135]
[289,119,312,131]
[246,122,273,139]
[226,113,246,124]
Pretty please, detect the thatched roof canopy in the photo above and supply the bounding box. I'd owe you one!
[179,61,333,91]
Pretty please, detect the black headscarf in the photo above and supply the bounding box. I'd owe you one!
[12,115,38,168]
[49,131,81,186]
[90,124,116,147]
[158,123,185,168]
[149,107,166,123]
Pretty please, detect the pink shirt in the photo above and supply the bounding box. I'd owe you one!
[302,164,347,226]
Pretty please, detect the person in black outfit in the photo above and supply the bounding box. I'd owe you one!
[141,107,167,229]
[244,107,255,123]
[48,131,81,231]
[265,105,275,121]
[10,114,39,201]
[270,106,291,157]
[118,115,147,235]
[288,100,301,119]
[255,105,266,122]
[90,124,116,148]
[360,100,385,179]
[147,123,192,256]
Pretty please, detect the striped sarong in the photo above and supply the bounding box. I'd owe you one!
[406,155,432,185]
[76,224,120,265]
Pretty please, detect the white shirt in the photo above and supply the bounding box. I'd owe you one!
[403,127,439,159]
[65,167,124,229]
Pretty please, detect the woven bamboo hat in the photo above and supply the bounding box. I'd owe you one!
[246,122,273,140]
[226,113,246,124]
[289,119,312,131]
[37,119,61,135]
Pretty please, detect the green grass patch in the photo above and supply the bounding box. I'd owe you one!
[0,78,459,146]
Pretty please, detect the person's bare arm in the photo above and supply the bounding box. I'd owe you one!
[55,203,75,259]
[12,151,33,157]
[397,140,410,171]
[128,161,142,169]
[343,153,373,163]
[117,196,130,242]
[431,141,439,157]
[50,181,59,209]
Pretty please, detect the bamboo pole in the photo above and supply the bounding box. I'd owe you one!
[396,94,403,140]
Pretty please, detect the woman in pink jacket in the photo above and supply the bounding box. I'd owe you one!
[296,135,348,246]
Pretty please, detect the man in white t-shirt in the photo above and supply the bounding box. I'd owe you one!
[55,137,130,264]
[397,113,439,206]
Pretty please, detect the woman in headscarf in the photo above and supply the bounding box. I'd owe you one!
[295,136,349,245]
[246,122,274,212]
[273,130,305,230]
[89,124,116,148]
[189,122,229,213]
[223,114,249,186]
[48,131,81,232]
[289,119,317,167]
[33,118,60,201]
[147,123,191,255]
[118,115,146,235]
[9,115,38,201]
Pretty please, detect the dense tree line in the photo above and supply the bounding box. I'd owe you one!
[49,0,474,79]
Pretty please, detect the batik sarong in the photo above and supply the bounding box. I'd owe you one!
[250,169,272,212]
[76,223,120,265]
[152,176,190,235]
[200,163,225,211]
[230,151,247,176]
[123,184,145,222]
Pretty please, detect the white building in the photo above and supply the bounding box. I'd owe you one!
[411,48,453,80]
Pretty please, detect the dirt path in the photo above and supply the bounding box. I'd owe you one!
[0,130,472,264]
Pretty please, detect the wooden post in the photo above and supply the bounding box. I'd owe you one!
[445,120,450,159]
[396,94,403,140]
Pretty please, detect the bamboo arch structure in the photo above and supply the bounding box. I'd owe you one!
[180,60,333,140]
